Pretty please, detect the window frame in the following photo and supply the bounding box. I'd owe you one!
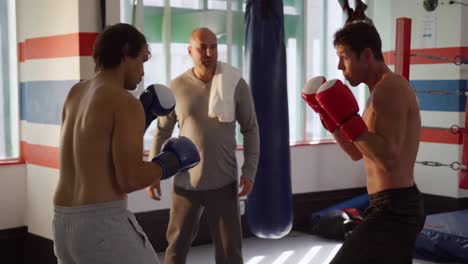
[0,0,21,164]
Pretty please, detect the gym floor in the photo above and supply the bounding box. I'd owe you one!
[156,231,437,264]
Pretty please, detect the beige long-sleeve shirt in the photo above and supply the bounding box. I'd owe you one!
[149,69,260,190]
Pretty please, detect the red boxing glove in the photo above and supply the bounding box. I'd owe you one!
[316,79,367,141]
[301,76,339,133]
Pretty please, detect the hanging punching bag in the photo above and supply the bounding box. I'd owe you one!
[244,0,293,239]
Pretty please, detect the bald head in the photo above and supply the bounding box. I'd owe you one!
[188,27,218,75]
[189,28,217,45]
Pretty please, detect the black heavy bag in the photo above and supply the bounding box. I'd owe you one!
[244,0,293,239]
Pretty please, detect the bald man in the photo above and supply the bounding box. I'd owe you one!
[148,28,259,264]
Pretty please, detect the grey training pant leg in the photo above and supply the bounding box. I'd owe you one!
[164,182,243,264]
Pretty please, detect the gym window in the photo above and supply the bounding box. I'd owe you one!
[123,0,369,150]
[303,0,369,143]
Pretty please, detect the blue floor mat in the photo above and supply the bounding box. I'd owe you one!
[414,209,468,263]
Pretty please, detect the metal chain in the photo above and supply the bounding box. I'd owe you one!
[412,88,466,96]
[450,162,467,171]
[450,125,467,135]
[415,161,467,171]
[411,53,451,61]
[453,55,468,65]
[449,1,468,8]
[410,53,468,65]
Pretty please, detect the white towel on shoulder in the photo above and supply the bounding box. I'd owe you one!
[208,62,242,122]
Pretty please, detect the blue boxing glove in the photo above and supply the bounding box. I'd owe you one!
[152,137,200,180]
[139,84,176,131]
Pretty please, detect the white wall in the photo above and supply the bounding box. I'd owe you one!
[290,144,365,193]
[14,0,99,240]
[372,0,465,51]
[0,164,26,229]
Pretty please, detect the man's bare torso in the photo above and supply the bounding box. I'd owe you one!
[54,79,131,206]
[362,73,421,194]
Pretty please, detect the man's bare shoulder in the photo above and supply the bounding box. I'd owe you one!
[112,88,143,114]
[98,86,144,134]
[62,80,90,113]
[73,79,144,124]
[373,73,411,100]
[87,80,139,109]
[66,80,88,100]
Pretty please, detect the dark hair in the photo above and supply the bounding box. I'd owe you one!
[92,23,149,71]
[333,21,384,61]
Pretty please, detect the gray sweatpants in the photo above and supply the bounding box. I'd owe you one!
[164,182,243,264]
[53,200,159,264]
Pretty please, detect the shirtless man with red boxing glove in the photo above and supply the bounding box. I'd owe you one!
[302,21,424,264]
